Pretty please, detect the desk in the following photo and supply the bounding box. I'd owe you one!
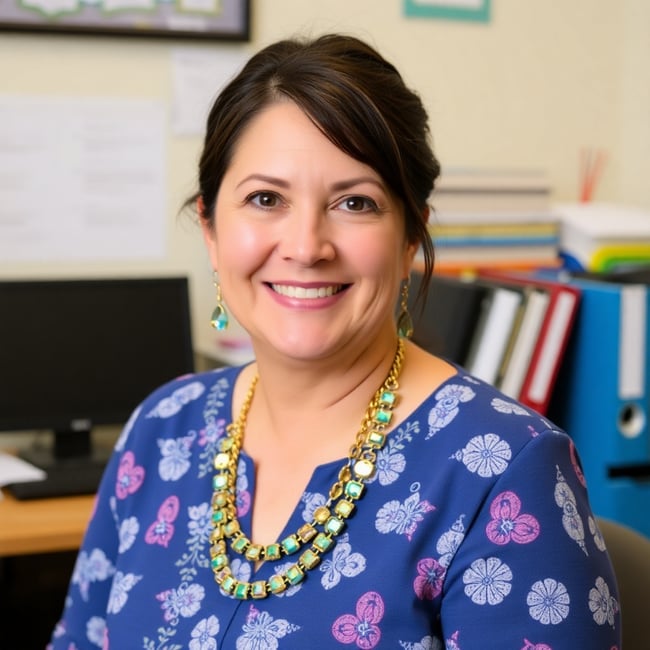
[0,490,94,556]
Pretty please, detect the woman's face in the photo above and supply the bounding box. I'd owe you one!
[202,101,417,362]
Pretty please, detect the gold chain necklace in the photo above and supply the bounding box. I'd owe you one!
[209,338,405,600]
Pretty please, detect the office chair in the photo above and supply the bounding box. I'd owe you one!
[597,517,650,650]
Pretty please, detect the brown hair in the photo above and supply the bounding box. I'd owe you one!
[186,33,440,295]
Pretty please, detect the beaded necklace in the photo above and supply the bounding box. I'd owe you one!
[209,338,405,599]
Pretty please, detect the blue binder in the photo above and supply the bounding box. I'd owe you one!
[545,272,650,538]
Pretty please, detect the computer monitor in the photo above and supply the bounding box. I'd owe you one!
[0,276,195,496]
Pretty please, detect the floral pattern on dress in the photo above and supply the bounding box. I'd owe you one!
[485,491,540,545]
[320,533,366,590]
[490,397,531,416]
[427,384,475,439]
[145,496,180,547]
[158,432,196,481]
[331,591,384,649]
[436,515,466,567]
[146,381,205,418]
[527,579,570,624]
[375,487,435,541]
[189,615,220,650]
[72,548,115,601]
[463,557,512,605]
[413,557,446,600]
[554,466,587,555]
[452,433,512,477]
[588,576,618,627]
[115,451,145,499]
[236,604,300,650]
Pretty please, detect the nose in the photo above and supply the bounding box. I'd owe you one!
[278,207,336,266]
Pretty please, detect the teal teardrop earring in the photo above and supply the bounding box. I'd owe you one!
[210,274,229,331]
[397,277,413,339]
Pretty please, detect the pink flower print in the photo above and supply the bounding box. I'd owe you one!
[486,491,540,545]
[115,451,145,499]
[332,591,384,649]
[413,557,446,600]
[145,496,180,547]
[446,630,461,649]
[521,640,552,650]
[569,440,587,487]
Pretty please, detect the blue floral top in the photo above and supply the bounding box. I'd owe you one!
[49,365,621,649]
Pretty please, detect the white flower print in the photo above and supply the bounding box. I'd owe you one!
[436,515,466,567]
[72,548,115,601]
[86,616,106,648]
[301,491,328,522]
[527,578,570,624]
[107,571,142,614]
[427,384,475,439]
[490,397,530,416]
[118,516,139,553]
[452,433,512,477]
[187,502,212,543]
[236,604,299,650]
[372,446,406,485]
[320,534,366,589]
[399,635,442,650]
[375,490,435,540]
[589,516,607,552]
[589,576,618,627]
[190,615,220,650]
[158,432,196,481]
[554,466,587,555]
[463,557,512,605]
[146,381,205,418]
[157,583,205,622]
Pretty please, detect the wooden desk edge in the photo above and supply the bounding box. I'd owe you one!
[0,489,95,556]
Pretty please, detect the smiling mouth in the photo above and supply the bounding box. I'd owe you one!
[270,284,346,299]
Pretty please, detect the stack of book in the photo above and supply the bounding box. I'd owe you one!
[425,167,561,273]
[554,202,650,272]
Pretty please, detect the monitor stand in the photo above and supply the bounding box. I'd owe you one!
[8,429,112,500]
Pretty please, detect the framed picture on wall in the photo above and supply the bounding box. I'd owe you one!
[404,0,490,23]
[0,0,250,41]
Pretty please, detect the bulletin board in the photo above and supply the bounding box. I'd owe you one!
[0,0,250,40]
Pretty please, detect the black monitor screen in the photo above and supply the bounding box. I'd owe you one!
[0,276,194,445]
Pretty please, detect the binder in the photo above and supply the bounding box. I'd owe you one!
[478,270,580,412]
[545,272,650,538]
[464,284,525,385]
[408,272,490,365]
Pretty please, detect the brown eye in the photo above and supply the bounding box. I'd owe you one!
[248,191,281,209]
[339,196,378,213]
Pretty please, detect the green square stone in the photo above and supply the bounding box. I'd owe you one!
[210,554,228,571]
[212,474,228,490]
[281,535,300,555]
[367,431,385,447]
[300,549,320,570]
[335,500,355,518]
[269,575,287,594]
[380,390,396,406]
[374,408,392,425]
[344,480,364,500]
[265,543,281,560]
[251,581,267,599]
[245,544,263,561]
[285,564,305,585]
[224,520,240,536]
[211,509,225,524]
[325,516,345,536]
[234,582,249,599]
[313,533,333,552]
[221,575,236,593]
[232,536,249,553]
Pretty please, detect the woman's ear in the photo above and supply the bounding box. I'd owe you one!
[198,196,219,269]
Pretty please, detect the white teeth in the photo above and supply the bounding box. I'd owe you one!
[271,284,341,299]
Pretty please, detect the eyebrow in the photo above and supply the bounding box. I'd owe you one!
[235,174,386,193]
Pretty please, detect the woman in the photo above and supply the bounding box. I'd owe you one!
[50,35,621,649]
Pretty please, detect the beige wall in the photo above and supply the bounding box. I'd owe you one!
[0,0,648,357]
